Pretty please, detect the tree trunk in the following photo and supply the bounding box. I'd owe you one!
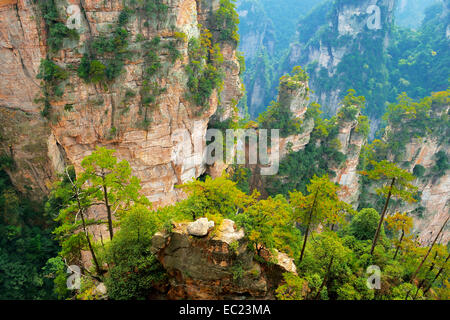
[103,184,114,240]
[370,178,395,255]
[393,229,404,260]
[80,210,102,276]
[299,189,320,262]
[422,253,450,296]
[411,216,449,281]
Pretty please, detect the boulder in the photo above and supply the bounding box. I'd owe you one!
[187,218,215,237]
[213,219,245,244]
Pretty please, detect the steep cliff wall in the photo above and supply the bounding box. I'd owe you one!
[0,0,242,206]
[331,116,366,206]
[397,138,449,244]
[283,0,395,124]
[0,0,61,197]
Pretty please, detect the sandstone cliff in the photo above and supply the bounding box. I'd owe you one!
[0,0,242,207]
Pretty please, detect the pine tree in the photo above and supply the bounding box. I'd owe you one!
[360,160,417,255]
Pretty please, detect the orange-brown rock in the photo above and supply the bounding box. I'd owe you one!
[0,0,242,207]
[151,218,296,300]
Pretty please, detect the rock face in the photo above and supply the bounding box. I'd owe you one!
[389,136,450,244]
[283,0,395,119]
[0,0,242,206]
[331,116,366,206]
[0,0,60,197]
[151,218,296,299]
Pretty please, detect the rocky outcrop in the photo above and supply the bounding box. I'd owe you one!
[331,117,366,206]
[0,0,242,206]
[151,218,296,300]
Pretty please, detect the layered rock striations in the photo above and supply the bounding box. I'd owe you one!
[0,0,242,206]
[331,114,366,206]
[151,218,296,299]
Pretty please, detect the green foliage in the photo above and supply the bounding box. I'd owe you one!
[413,164,426,178]
[36,58,69,117]
[38,0,79,54]
[276,272,308,300]
[77,56,107,84]
[234,195,301,258]
[257,101,302,137]
[381,90,449,160]
[265,101,349,196]
[176,175,256,220]
[360,160,418,203]
[42,148,449,300]
[78,147,150,226]
[37,59,69,83]
[258,67,310,137]
[104,206,166,300]
[214,0,240,43]
[185,30,224,109]
[279,66,309,90]
[0,169,59,299]
[349,208,383,241]
[78,12,132,84]
[432,150,449,177]
[337,89,365,122]
[291,175,354,231]
[230,165,252,195]
[388,3,450,101]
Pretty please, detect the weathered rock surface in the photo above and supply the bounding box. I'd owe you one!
[390,136,449,244]
[0,0,242,208]
[151,219,296,300]
[331,117,366,206]
[187,218,215,237]
[212,219,245,244]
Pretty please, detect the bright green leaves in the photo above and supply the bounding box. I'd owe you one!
[291,175,354,231]
[235,195,301,258]
[177,175,257,220]
[276,273,309,300]
[37,59,69,83]
[279,66,309,90]
[360,160,418,203]
[104,206,166,300]
[38,0,79,54]
[349,208,383,241]
[79,147,150,221]
[257,101,302,137]
[337,89,366,122]
[214,0,240,43]
[78,12,131,84]
[186,30,225,109]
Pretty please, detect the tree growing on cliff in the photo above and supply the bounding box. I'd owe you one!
[78,147,150,240]
[176,175,257,221]
[360,160,417,255]
[50,166,103,276]
[235,194,301,258]
[385,212,414,260]
[290,175,354,263]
